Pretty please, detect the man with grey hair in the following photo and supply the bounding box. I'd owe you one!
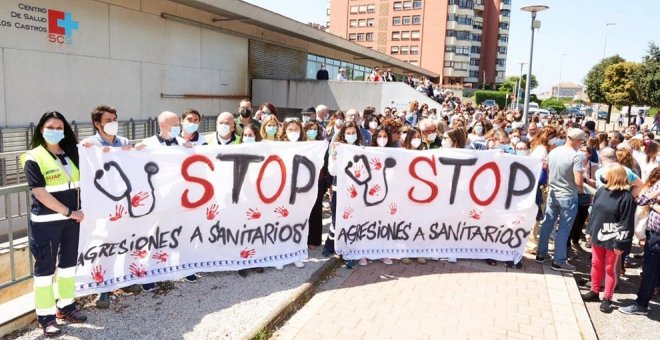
[207,112,240,145]
[346,108,371,142]
[140,111,185,148]
[419,118,442,149]
[536,128,587,272]
[594,147,642,194]
[315,104,329,125]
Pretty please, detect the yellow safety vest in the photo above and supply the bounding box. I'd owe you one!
[206,133,240,145]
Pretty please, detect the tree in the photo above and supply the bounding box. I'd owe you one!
[634,42,660,107]
[498,75,538,93]
[602,61,642,125]
[583,55,626,123]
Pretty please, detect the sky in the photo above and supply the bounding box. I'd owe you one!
[243,0,658,94]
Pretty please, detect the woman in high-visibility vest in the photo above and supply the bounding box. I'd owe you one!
[22,111,87,336]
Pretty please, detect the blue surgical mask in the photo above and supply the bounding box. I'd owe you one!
[505,127,512,134]
[475,126,484,134]
[170,126,181,139]
[306,130,318,140]
[555,139,565,146]
[266,126,278,136]
[516,150,528,156]
[345,134,358,144]
[242,136,256,143]
[43,129,64,145]
[183,123,198,134]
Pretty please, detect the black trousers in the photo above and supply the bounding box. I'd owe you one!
[568,205,590,247]
[636,230,660,307]
[29,218,79,278]
[307,181,325,247]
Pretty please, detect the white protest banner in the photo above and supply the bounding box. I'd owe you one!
[335,145,542,262]
[75,142,327,296]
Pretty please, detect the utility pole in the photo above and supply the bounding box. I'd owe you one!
[555,53,567,101]
[515,62,527,110]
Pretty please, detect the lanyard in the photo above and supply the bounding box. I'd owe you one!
[53,154,80,210]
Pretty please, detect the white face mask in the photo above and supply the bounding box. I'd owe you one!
[217,123,231,137]
[376,137,388,147]
[411,138,422,148]
[427,133,437,141]
[369,121,378,129]
[548,137,558,145]
[510,137,520,145]
[400,133,407,141]
[441,139,452,148]
[242,136,256,143]
[286,131,300,141]
[302,116,310,124]
[345,134,358,144]
[103,121,119,136]
[335,119,344,127]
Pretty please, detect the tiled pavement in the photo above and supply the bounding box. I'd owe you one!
[273,255,597,340]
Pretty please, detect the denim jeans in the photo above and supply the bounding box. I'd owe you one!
[636,230,660,307]
[538,192,578,264]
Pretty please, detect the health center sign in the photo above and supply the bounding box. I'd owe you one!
[0,2,79,44]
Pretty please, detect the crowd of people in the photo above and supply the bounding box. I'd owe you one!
[22,97,660,335]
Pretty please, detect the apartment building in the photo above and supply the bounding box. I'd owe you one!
[328,0,511,88]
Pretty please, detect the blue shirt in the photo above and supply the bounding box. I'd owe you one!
[594,165,639,188]
[81,133,130,147]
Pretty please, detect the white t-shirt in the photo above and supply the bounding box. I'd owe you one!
[530,145,548,159]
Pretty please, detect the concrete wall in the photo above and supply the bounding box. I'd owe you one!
[252,79,449,114]
[0,0,249,127]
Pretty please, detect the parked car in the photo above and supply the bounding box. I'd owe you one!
[567,107,583,118]
[483,99,497,108]
[529,108,550,119]
[597,111,608,120]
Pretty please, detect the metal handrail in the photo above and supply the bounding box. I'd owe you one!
[0,183,32,290]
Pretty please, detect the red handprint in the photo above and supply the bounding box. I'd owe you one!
[131,191,149,208]
[91,265,106,284]
[370,157,383,170]
[131,249,147,259]
[353,164,364,179]
[206,204,219,220]
[246,208,261,220]
[342,207,354,220]
[129,263,147,278]
[389,203,398,215]
[240,248,256,259]
[512,215,526,226]
[347,185,358,198]
[468,209,483,220]
[368,184,382,196]
[274,206,289,218]
[152,251,168,264]
[108,204,125,221]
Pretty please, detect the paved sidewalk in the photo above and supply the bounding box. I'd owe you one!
[274,255,597,340]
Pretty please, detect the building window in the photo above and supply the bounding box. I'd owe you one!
[392,17,401,25]
[499,22,509,30]
[501,9,511,17]
[471,34,481,42]
[357,33,365,41]
[445,61,468,71]
[456,30,471,40]
[498,46,507,54]
[402,16,411,25]
[366,32,374,41]
[358,5,367,13]
[410,46,419,54]
[391,46,400,54]
[499,34,509,42]
[409,60,419,66]
[496,71,505,79]
[471,46,481,54]
[367,4,376,13]
[470,58,480,66]
[413,0,423,9]
[394,2,402,11]
[350,5,358,14]
[473,21,483,30]
[412,15,421,25]
[448,14,472,26]
[456,46,470,55]
[392,31,401,40]
[401,46,409,55]
[348,33,357,41]
[367,18,375,26]
[496,58,506,66]
[403,1,412,10]
[401,31,411,40]
[469,70,479,78]
[349,20,357,28]
[502,0,511,5]
[449,0,474,9]
[358,19,366,27]
[411,30,420,39]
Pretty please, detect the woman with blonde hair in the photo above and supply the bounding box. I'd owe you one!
[582,164,635,313]
[260,115,281,141]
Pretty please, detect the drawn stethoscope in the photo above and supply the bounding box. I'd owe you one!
[344,154,396,207]
[93,161,159,217]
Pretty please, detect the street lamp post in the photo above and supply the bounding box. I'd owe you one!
[514,62,527,110]
[521,5,549,127]
[555,53,567,101]
[603,23,616,59]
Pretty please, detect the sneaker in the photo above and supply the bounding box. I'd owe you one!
[401,257,412,264]
[486,259,497,266]
[184,274,198,283]
[254,267,264,273]
[142,283,156,292]
[346,260,356,269]
[447,258,457,263]
[599,299,613,313]
[121,284,142,294]
[416,258,427,264]
[619,303,649,315]
[581,291,600,302]
[551,262,576,272]
[294,261,305,268]
[382,257,393,265]
[275,265,284,270]
[238,269,248,278]
[535,255,551,263]
[56,308,87,323]
[41,321,61,337]
[584,239,592,249]
[96,293,110,309]
[358,258,368,266]
[322,248,334,257]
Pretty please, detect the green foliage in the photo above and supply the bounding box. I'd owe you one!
[634,42,660,107]
[498,75,538,93]
[541,99,566,113]
[650,107,659,117]
[602,62,642,107]
[529,94,541,105]
[584,55,626,104]
[475,90,508,107]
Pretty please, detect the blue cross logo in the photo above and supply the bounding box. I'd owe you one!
[57,12,79,38]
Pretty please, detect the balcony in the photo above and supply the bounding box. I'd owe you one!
[500,0,511,10]
[448,5,475,16]
[472,23,483,33]
[498,39,509,47]
[465,77,478,83]
[468,63,479,71]
[474,1,484,11]
[447,21,473,30]
[495,76,505,83]
[496,64,506,71]
[444,67,469,78]
[500,14,511,22]
[445,52,470,62]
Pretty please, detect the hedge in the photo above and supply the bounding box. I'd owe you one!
[475,90,508,108]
